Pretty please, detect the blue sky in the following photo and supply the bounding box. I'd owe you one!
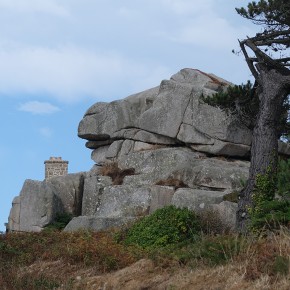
[0,0,257,231]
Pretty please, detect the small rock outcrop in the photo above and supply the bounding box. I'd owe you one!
[7,68,290,233]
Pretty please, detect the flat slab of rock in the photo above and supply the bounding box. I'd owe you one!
[64,216,135,232]
[95,185,175,218]
[172,188,225,211]
[117,147,249,191]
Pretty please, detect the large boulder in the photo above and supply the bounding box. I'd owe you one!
[7,180,63,232]
[7,173,85,232]
[78,68,254,158]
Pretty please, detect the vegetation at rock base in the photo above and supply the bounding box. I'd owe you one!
[122,206,200,249]
[1,210,290,289]
[277,158,290,198]
[221,158,290,232]
[43,213,74,231]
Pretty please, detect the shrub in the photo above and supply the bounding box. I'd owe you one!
[277,158,290,199]
[250,199,290,230]
[99,162,135,185]
[123,205,200,249]
[43,212,73,231]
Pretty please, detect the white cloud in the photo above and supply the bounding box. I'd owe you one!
[161,0,212,14]
[171,15,251,49]
[0,0,69,17]
[0,1,256,103]
[18,101,60,114]
[0,43,171,102]
[161,0,213,15]
[39,127,53,138]
[0,45,121,102]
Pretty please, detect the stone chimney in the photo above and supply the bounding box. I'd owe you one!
[44,157,68,179]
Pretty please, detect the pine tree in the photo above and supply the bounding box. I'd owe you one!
[209,1,290,232]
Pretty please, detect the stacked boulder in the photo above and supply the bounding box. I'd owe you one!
[8,68,290,233]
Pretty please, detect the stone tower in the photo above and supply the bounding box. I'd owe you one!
[44,157,68,179]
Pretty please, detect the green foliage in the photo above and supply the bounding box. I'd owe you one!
[277,158,290,198]
[169,234,248,267]
[273,255,290,276]
[250,199,290,230]
[202,82,290,139]
[123,206,200,249]
[254,168,277,203]
[43,212,73,231]
[197,235,246,266]
[249,166,280,231]
[201,81,258,128]
[236,0,290,29]
[248,161,290,230]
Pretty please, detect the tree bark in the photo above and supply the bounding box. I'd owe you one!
[236,68,288,233]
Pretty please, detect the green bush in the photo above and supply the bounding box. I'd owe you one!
[277,158,290,198]
[43,212,73,231]
[248,161,290,231]
[250,199,290,230]
[123,206,200,249]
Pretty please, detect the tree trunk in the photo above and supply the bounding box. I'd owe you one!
[236,68,288,233]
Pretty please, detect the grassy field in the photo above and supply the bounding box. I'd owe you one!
[1,226,289,289]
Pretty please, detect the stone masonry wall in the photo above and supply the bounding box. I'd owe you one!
[44,157,68,179]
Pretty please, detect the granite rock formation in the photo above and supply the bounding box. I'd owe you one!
[7,68,290,233]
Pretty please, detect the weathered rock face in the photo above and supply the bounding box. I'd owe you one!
[78,69,254,160]
[8,173,85,232]
[11,68,290,233]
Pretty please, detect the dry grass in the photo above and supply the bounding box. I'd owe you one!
[155,178,189,190]
[99,162,135,185]
[0,230,141,289]
[0,227,289,289]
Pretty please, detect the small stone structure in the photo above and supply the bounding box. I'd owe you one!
[44,157,68,179]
